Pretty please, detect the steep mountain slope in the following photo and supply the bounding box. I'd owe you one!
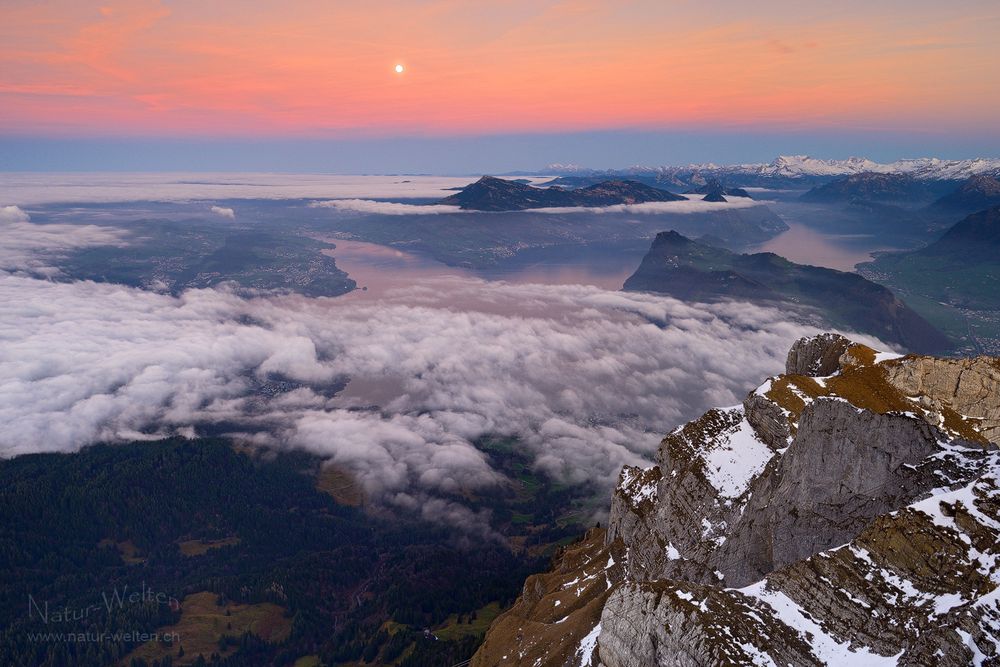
[858,206,1000,354]
[684,181,752,198]
[914,205,1000,259]
[800,172,937,204]
[440,176,685,211]
[474,334,1000,666]
[931,175,1000,215]
[623,231,951,354]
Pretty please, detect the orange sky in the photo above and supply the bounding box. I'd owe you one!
[1,0,998,138]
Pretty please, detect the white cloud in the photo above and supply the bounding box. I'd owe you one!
[0,217,128,276]
[0,205,30,223]
[0,173,490,206]
[210,205,236,219]
[311,199,462,215]
[0,271,886,533]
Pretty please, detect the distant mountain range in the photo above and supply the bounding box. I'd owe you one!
[531,155,1000,188]
[800,172,934,203]
[440,175,685,211]
[797,172,1000,210]
[623,231,951,354]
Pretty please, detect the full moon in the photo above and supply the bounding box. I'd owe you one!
[394,64,404,73]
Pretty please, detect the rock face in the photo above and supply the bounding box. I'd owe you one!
[474,336,1000,666]
[785,332,852,376]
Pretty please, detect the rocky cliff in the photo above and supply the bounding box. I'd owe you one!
[474,334,1000,666]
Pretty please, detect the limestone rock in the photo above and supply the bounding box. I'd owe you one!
[475,336,1000,666]
[742,390,791,449]
[884,355,1000,444]
[785,333,852,376]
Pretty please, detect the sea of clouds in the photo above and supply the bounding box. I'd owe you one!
[0,201,879,535]
[0,271,846,530]
[2,173,766,216]
[0,173,505,206]
[0,206,129,276]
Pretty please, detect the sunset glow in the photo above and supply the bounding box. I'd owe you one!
[2,0,998,140]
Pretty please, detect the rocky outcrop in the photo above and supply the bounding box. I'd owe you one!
[883,355,1000,442]
[785,332,852,376]
[742,392,791,449]
[598,580,821,667]
[475,335,1000,666]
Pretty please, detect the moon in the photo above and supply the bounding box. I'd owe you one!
[394,64,404,74]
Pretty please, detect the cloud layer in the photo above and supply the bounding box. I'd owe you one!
[311,199,463,215]
[0,173,490,206]
[0,212,127,276]
[0,267,876,534]
[311,194,767,216]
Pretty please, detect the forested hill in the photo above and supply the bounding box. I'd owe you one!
[0,438,577,667]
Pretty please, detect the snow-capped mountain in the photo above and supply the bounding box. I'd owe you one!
[541,155,1000,182]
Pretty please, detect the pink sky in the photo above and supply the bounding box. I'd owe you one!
[2,0,998,138]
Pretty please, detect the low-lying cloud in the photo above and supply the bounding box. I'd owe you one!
[0,173,486,206]
[0,268,879,535]
[0,213,128,276]
[1,205,30,223]
[210,205,236,219]
[311,195,768,216]
[311,199,463,215]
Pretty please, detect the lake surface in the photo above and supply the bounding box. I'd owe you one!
[327,238,651,297]
[749,223,881,271]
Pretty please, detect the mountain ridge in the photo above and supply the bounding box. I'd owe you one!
[931,175,1000,214]
[623,230,952,354]
[535,155,1000,182]
[473,334,1000,666]
[439,175,685,211]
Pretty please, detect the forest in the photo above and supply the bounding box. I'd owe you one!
[0,437,588,666]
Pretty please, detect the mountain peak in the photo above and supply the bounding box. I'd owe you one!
[539,156,1000,182]
[474,339,1000,666]
[624,232,950,353]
